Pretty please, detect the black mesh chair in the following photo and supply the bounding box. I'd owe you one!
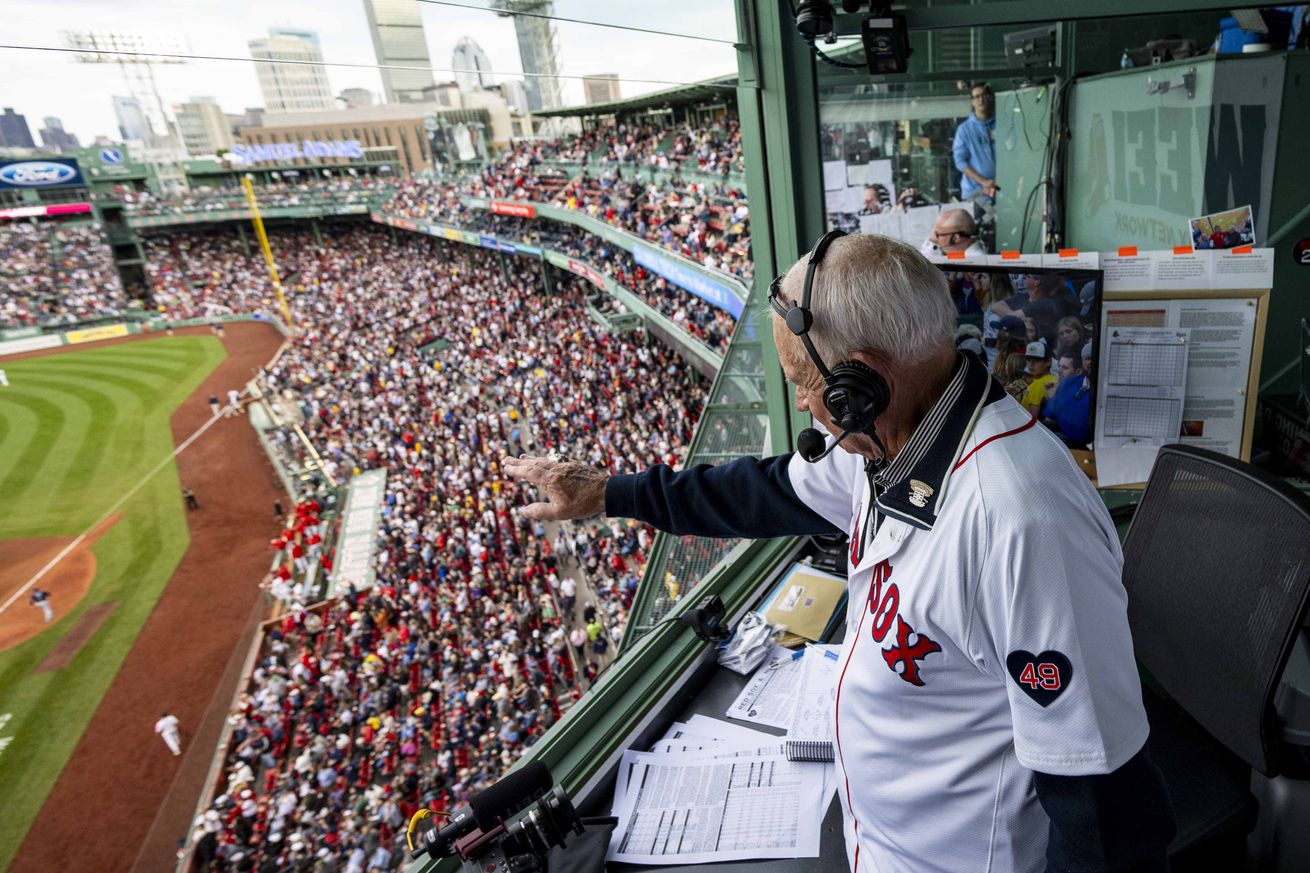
[1123,445,1310,868]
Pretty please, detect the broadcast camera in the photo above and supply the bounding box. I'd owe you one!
[792,1,912,75]
[410,762,605,873]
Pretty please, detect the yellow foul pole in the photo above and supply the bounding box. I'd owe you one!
[241,176,294,334]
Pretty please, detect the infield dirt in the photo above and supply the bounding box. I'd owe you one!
[7,321,288,873]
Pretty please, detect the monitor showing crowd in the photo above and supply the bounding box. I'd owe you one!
[937,264,1103,450]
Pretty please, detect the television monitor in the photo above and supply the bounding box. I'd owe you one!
[935,263,1103,450]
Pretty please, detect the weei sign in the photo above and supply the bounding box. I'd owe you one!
[0,158,85,190]
[231,140,365,164]
[631,242,745,318]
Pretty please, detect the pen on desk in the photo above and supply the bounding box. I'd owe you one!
[805,642,839,661]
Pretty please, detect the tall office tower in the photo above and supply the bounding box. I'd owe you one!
[247,29,334,113]
[268,26,322,51]
[493,1,563,111]
[38,117,80,152]
[174,97,234,156]
[452,37,495,92]
[112,95,153,142]
[362,0,437,103]
[582,73,621,105]
[0,107,36,148]
[499,80,530,115]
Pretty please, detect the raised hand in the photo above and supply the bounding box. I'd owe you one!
[502,455,610,521]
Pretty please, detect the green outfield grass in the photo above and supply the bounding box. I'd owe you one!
[0,336,225,872]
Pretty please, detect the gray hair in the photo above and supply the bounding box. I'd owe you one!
[780,234,956,366]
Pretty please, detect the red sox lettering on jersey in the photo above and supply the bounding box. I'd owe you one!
[863,558,941,686]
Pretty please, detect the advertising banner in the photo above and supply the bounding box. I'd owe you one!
[0,202,92,220]
[490,201,537,219]
[0,158,85,190]
[631,243,745,318]
[0,334,62,357]
[65,323,129,345]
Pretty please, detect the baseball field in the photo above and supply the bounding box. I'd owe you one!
[0,335,223,869]
[0,323,287,873]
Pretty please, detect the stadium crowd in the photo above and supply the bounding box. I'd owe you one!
[141,225,704,872]
[381,117,752,281]
[121,176,398,217]
[0,222,126,328]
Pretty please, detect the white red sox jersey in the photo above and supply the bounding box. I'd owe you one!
[789,354,1149,873]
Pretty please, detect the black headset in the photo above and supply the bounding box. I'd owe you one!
[769,230,891,462]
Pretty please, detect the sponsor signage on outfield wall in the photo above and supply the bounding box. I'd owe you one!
[0,334,62,357]
[0,202,93,221]
[631,242,745,318]
[479,235,499,249]
[490,201,536,219]
[65,323,129,345]
[332,468,388,596]
[230,140,364,164]
[0,158,85,190]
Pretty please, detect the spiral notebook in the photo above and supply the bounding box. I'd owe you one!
[784,740,835,763]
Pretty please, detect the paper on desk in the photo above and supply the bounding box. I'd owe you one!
[725,645,803,729]
[608,751,825,864]
[789,645,842,739]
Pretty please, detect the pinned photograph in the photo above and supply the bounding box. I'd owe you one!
[1189,205,1255,250]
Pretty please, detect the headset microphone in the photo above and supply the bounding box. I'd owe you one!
[797,427,852,463]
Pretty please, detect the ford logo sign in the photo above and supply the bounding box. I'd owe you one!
[0,162,78,187]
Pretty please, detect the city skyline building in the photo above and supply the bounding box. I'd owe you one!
[0,107,36,149]
[362,0,437,103]
[112,95,153,142]
[494,0,564,112]
[582,73,621,105]
[248,29,335,113]
[38,116,80,152]
[174,97,234,156]
[452,37,496,92]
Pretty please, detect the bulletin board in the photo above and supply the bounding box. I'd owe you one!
[1091,287,1269,489]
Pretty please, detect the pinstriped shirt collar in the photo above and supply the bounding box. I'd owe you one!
[871,352,997,531]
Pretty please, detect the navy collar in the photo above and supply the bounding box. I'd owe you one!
[873,352,1003,531]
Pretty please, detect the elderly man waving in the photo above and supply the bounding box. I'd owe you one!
[506,232,1173,873]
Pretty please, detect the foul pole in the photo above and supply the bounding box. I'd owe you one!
[241,176,295,333]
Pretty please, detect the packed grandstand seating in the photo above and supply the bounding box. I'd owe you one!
[137,225,705,871]
[0,222,126,328]
[120,176,397,216]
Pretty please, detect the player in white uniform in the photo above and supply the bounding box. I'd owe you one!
[506,233,1175,872]
[155,711,183,756]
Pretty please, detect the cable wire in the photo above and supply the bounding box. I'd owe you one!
[416,0,739,46]
[0,43,735,90]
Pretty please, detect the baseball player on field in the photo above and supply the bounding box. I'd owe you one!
[507,234,1175,873]
[28,588,53,623]
[155,711,183,756]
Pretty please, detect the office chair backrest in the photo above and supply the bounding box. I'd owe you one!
[1123,444,1310,776]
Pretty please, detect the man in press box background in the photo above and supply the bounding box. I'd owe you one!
[506,232,1175,873]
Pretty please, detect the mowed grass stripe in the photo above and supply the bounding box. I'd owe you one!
[0,380,122,535]
[0,391,71,519]
[0,334,226,873]
[35,351,211,383]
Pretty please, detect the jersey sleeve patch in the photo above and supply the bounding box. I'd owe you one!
[1005,650,1072,707]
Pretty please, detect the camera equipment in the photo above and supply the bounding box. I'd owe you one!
[412,762,588,873]
[682,594,730,642]
[861,14,911,75]
[794,0,836,38]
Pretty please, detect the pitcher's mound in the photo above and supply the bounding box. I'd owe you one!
[0,515,121,654]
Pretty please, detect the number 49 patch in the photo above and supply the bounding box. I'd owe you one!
[1005,650,1073,707]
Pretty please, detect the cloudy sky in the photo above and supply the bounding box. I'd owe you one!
[0,0,738,143]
